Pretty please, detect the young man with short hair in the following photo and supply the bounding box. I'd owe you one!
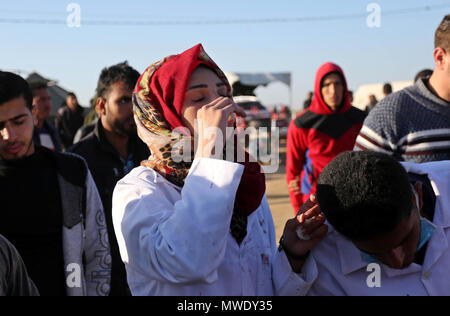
[29,82,62,151]
[355,15,450,162]
[286,62,366,213]
[294,151,450,295]
[69,62,149,296]
[54,92,85,150]
[0,71,111,296]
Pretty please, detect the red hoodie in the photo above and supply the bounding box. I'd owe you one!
[286,62,366,213]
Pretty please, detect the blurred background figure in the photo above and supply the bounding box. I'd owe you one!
[29,81,62,152]
[54,92,85,150]
[365,94,378,113]
[348,90,354,105]
[383,82,393,98]
[303,91,313,109]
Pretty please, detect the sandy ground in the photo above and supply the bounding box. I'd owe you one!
[264,139,296,241]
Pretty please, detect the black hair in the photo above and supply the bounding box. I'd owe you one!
[383,83,392,95]
[316,151,413,242]
[414,69,433,83]
[0,71,33,110]
[28,81,48,98]
[96,61,140,99]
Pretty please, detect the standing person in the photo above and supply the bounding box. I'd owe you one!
[112,44,328,296]
[54,92,85,150]
[297,151,450,296]
[29,82,62,152]
[286,62,366,213]
[0,71,111,296]
[69,61,149,296]
[303,91,313,109]
[365,94,378,113]
[382,82,392,98]
[355,15,450,162]
[0,234,39,296]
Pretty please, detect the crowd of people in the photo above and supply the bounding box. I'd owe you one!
[0,14,449,296]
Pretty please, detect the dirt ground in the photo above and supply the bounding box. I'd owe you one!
[264,139,295,241]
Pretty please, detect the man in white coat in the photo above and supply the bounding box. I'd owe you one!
[296,150,450,296]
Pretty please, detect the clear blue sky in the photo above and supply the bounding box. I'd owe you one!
[1,0,449,110]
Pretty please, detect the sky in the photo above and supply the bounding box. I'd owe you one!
[0,0,449,110]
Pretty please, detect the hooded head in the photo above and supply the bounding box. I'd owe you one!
[310,62,351,115]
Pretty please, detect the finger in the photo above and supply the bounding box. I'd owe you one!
[297,194,318,216]
[297,204,321,223]
[209,97,232,109]
[303,203,323,219]
[299,214,326,235]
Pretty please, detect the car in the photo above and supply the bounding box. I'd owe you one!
[233,95,271,130]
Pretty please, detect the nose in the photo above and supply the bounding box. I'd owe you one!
[1,125,17,142]
[388,247,407,269]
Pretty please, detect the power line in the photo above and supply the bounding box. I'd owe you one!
[0,3,449,26]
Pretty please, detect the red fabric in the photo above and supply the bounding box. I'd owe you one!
[309,62,351,115]
[134,44,226,130]
[136,44,265,217]
[286,62,364,213]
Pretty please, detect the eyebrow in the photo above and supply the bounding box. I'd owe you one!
[187,82,226,91]
[0,114,28,125]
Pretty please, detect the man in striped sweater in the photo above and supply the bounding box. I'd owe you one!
[354,15,450,162]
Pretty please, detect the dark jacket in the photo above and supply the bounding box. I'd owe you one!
[69,119,150,296]
[0,234,39,296]
[33,121,62,152]
[0,146,111,296]
[286,62,366,212]
[54,105,85,149]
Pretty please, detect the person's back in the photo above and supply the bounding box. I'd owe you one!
[355,15,450,163]
[0,234,39,296]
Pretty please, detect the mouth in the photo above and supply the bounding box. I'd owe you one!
[4,143,24,155]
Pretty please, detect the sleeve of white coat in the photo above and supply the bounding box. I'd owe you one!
[259,199,319,296]
[112,158,244,285]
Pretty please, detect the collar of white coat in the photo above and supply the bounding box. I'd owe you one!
[334,160,450,276]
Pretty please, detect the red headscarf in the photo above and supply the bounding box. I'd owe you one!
[133,44,265,222]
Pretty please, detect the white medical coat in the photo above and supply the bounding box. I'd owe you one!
[112,158,304,296]
[298,160,450,296]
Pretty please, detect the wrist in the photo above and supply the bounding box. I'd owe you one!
[278,236,310,260]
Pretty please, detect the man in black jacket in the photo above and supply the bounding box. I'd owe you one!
[54,92,85,150]
[69,61,149,296]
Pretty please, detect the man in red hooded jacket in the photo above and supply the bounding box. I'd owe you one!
[286,62,366,213]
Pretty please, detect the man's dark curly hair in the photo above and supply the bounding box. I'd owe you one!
[96,61,140,99]
[316,151,413,242]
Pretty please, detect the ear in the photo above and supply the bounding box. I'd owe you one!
[97,97,107,116]
[413,181,423,212]
[31,105,38,126]
[433,47,447,70]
